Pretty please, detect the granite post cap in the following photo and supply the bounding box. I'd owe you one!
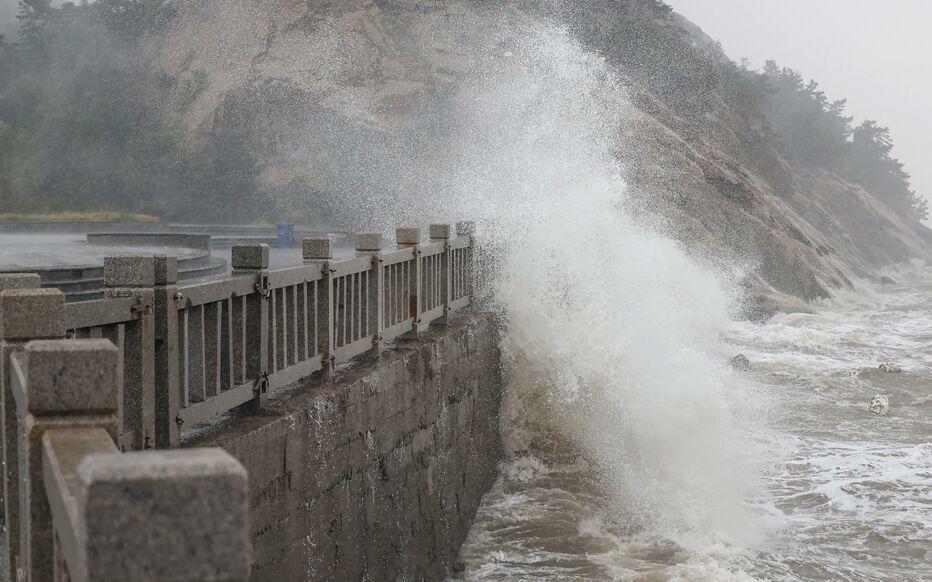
[0,273,41,291]
[231,245,269,270]
[0,288,67,340]
[18,339,119,416]
[354,232,384,252]
[429,224,451,240]
[104,255,156,288]
[153,255,178,286]
[303,237,333,260]
[455,221,475,237]
[396,227,421,246]
[76,448,251,581]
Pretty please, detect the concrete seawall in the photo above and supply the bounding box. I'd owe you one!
[193,313,503,581]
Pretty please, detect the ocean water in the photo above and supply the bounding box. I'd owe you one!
[312,13,929,580]
[454,271,932,581]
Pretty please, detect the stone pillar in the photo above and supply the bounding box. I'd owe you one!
[304,238,334,378]
[0,288,65,581]
[0,273,41,571]
[429,224,452,326]
[456,221,476,304]
[14,339,120,582]
[396,228,422,337]
[152,256,180,448]
[355,232,384,356]
[232,245,269,412]
[104,255,156,451]
[455,220,475,238]
[74,448,250,581]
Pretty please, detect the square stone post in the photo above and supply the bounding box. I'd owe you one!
[304,238,334,379]
[429,224,451,326]
[232,245,269,413]
[13,339,120,582]
[104,256,156,451]
[396,228,422,338]
[456,221,476,305]
[151,256,180,448]
[355,232,384,356]
[0,287,64,581]
[74,448,250,581]
[0,274,41,572]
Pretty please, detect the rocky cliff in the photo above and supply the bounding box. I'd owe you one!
[152,0,932,317]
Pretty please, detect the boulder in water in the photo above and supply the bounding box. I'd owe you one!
[868,394,889,415]
[878,362,902,373]
[730,354,751,372]
[879,276,898,285]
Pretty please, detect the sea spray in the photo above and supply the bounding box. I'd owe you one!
[309,12,767,573]
[401,24,763,547]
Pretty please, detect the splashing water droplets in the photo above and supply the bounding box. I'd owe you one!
[405,23,764,558]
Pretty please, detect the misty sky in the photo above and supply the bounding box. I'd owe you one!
[667,0,932,214]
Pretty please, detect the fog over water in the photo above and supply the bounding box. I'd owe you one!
[667,0,932,221]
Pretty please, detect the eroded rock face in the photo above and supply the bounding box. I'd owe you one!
[154,0,932,310]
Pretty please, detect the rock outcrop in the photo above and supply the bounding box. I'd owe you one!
[151,0,932,315]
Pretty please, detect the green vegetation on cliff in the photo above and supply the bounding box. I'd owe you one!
[0,0,269,222]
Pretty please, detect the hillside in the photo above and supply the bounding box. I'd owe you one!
[8,0,930,317]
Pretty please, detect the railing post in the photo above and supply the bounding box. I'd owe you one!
[0,287,64,581]
[355,232,384,356]
[13,339,120,582]
[396,227,422,338]
[303,238,334,379]
[73,448,250,581]
[103,255,156,451]
[430,224,451,326]
[232,245,269,412]
[456,221,476,305]
[0,274,40,570]
[152,255,180,448]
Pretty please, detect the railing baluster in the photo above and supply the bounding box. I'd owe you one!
[303,238,334,379]
[430,224,452,325]
[313,280,319,355]
[152,255,180,448]
[220,298,233,392]
[177,309,189,407]
[298,282,308,362]
[274,288,285,372]
[104,255,156,451]
[231,244,269,411]
[355,232,384,356]
[204,301,220,399]
[188,304,205,403]
[232,295,246,385]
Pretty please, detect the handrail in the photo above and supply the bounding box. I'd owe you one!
[27,221,476,446]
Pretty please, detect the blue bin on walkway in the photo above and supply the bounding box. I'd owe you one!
[276,223,294,249]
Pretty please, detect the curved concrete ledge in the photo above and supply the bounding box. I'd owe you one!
[190,314,503,581]
[87,233,212,251]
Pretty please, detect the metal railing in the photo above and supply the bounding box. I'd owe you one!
[13,221,474,451]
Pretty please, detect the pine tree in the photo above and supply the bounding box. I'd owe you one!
[16,0,52,51]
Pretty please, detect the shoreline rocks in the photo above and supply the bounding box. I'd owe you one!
[868,394,889,415]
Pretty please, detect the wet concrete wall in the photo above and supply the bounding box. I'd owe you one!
[196,313,503,581]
